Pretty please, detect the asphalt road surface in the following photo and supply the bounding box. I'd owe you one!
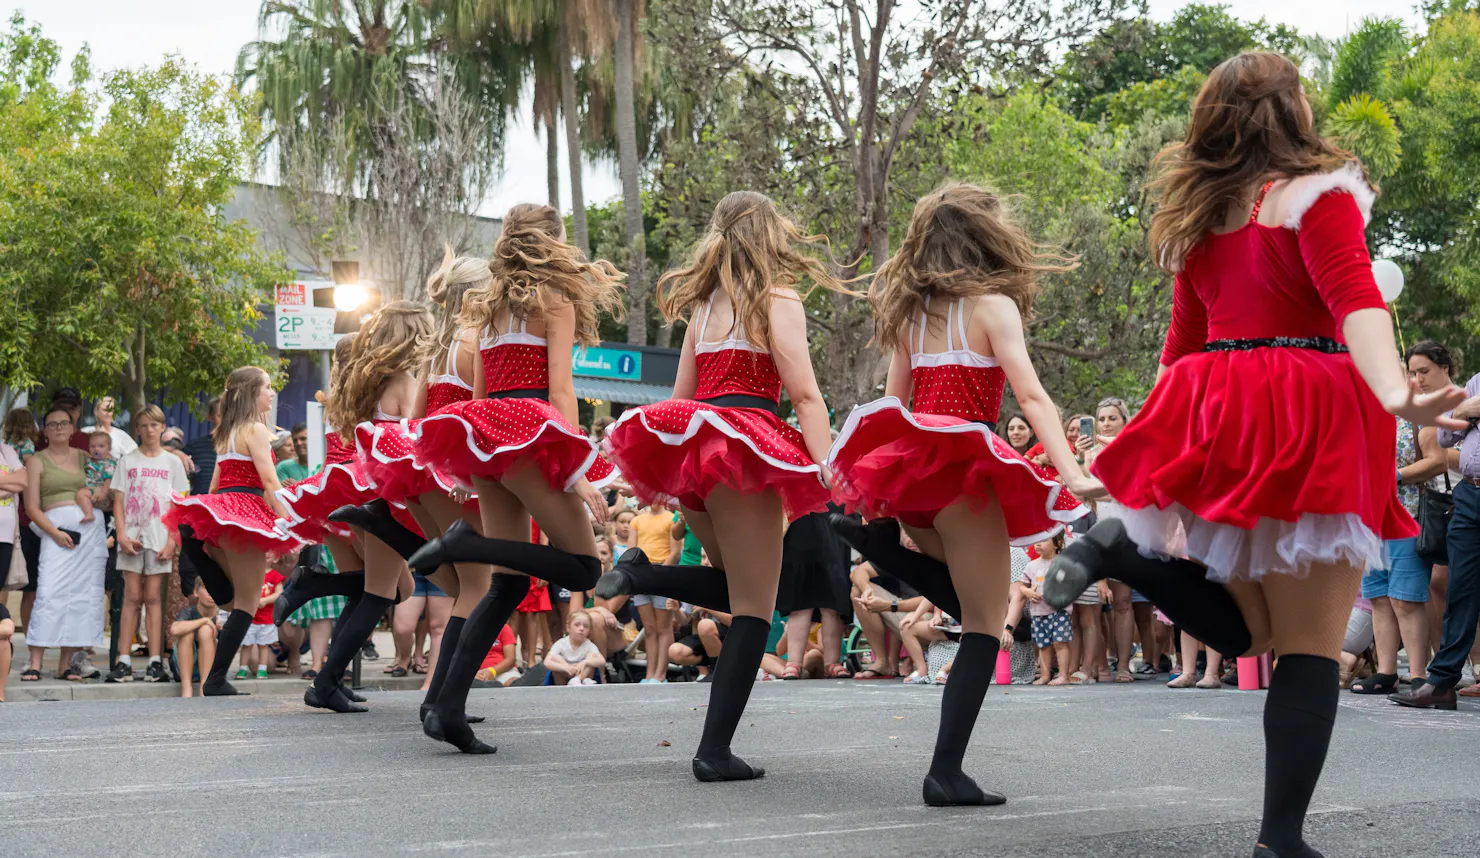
[5,680,1478,858]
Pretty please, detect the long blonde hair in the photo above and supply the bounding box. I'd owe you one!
[324,301,433,439]
[657,191,844,350]
[1149,52,1357,272]
[213,366,271,454]
[460,203,623,347]
[871,183,1075,350]
[423,244,493,368]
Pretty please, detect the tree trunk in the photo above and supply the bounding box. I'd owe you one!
[614,0,648,345]
[122,326,147,422]
[545,114,560,210]
[559,31,590,259]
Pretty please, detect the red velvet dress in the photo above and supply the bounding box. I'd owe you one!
[1091,167,1411,581]
[165,438,305,555]
[410,319,607,492]
[828,297,1086,544]
[603,296,830,522]
[276,431,377,543]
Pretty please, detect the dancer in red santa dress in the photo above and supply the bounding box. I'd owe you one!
[824,183,1099,807]
[406,203,620,754]
[599,191,841,783]
[166,366,306,696]
[1038,53,1465,858]
[286,301,434,713]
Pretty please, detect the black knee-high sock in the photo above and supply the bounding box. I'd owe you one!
[423,523,600,593]
[204,609,253,692]
[832,517,962,620]
[623,560,732,613]
[314,593,394,693]
[1063,523,1252,657]
[434,574,529,719]
[299,570,365,602]
[694,615,770,779]
[329,591,363,645]
[329,499,426,560]
[178,526,233,606]
[422,615,466,707]
[1258,655,1339,856]
[927,633,999,788]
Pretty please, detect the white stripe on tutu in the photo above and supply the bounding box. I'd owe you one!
[275,461,375,525]
[409,410,598,492]
[1114,502,1386,582]
[605,404,824,481]
[173,494,306,547]
[828,396,1086,545]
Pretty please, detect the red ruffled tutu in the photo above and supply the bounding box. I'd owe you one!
[411,398,597,492]
[356,420,462,504]
[828,397,1086,545]
[165,493,304,556]
[1091,349,1411,580]
[603,399,829,522]
[277,458,376,544]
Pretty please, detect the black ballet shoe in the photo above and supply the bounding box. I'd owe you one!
[304,683,367,714]
[326,501,377,530]
[274,562,329,626]
[423,709,497,754]
[922,772,1006,807]
[200,679,249,697]
[1253,844,1324,858]
[692,753,764,782]
[593,548,648,599]
[341,685,367,703]
[1043,517,1133,610]
[419,703,483,724]
[407,520,484,576]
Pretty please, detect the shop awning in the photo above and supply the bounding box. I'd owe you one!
[574,378,674,405]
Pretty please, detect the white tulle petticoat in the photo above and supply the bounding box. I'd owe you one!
[1112,501,1386,582]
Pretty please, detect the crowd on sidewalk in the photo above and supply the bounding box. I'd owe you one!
[4,341,1480,703]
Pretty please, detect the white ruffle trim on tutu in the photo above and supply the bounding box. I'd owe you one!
[411,411,598,492]
[606,406,825,479]
[1113,502,1386,582]
[275,461,375,526]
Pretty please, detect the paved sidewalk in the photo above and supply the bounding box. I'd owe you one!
[5,629,425,702]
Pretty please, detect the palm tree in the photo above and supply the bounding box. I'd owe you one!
[614,0,647,344]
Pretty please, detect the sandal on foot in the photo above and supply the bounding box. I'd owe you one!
[1168,672,1198,688]
[20,668,40,682]
[1196,674,1225,689]
[1114,670,1136,684]
[1350,672,1397,695]
[851,669,890,680]
[389,665,408,678]
[779,665,802,680]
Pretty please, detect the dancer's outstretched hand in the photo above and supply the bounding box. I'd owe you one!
[1384,378,1468,431]
[577,479,610,524]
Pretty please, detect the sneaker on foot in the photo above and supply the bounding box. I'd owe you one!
[256,667,269,680]
[105,662,134,683]
[235,667,249,680]
[360,643,380,661]
[144,661,169,683]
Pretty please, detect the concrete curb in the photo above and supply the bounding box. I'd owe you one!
[8,675,427,703]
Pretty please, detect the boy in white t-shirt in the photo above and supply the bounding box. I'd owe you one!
[108,405,189,683]
[544,611,606,685]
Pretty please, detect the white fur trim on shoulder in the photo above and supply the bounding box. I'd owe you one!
[1281,164,1376,230]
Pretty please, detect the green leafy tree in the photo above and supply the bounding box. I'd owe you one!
[0,32,285,415]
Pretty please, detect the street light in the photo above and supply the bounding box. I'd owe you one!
[333,282,367,312]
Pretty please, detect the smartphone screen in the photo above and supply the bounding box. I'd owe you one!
[1079,416,1095,441]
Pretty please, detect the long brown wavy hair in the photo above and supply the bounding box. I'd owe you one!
[871,183,1076,350]
[460,203,623,347]
[657,191,846,350]
[214,366,272,454]
[315,332,357,409]
[324,301,433,440]
[423,243,493,371]
[1149,51,1359,272]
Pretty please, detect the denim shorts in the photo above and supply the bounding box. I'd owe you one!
[413,574,448,598]
[1360,537,1432,603]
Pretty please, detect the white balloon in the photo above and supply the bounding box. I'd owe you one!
[1372,258,1404,303]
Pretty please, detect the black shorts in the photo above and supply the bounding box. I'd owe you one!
[675,619,727,665]
[18,527,38,592]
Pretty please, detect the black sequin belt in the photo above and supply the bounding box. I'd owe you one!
[697,393,780,415]
[1204,337,1347,354]
[487,387,550,400]
[217,486,264,497]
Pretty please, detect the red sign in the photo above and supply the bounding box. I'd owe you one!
[275,283,308,306]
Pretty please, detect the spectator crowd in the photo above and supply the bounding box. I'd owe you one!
[4,343,1480,704]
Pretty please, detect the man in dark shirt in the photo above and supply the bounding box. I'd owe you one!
[182,396,222,497]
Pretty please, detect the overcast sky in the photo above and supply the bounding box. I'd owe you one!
[12,1,1428,216]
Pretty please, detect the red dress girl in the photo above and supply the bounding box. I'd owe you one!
[168,436,304,556]
[603,296,830,522]
[829,296,1086,543]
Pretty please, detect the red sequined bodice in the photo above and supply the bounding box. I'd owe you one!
[691,295,782,403]
[907,297,1005,424]
[480,320,549,394]
[325,431,355,466]
[216,443,263,490]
